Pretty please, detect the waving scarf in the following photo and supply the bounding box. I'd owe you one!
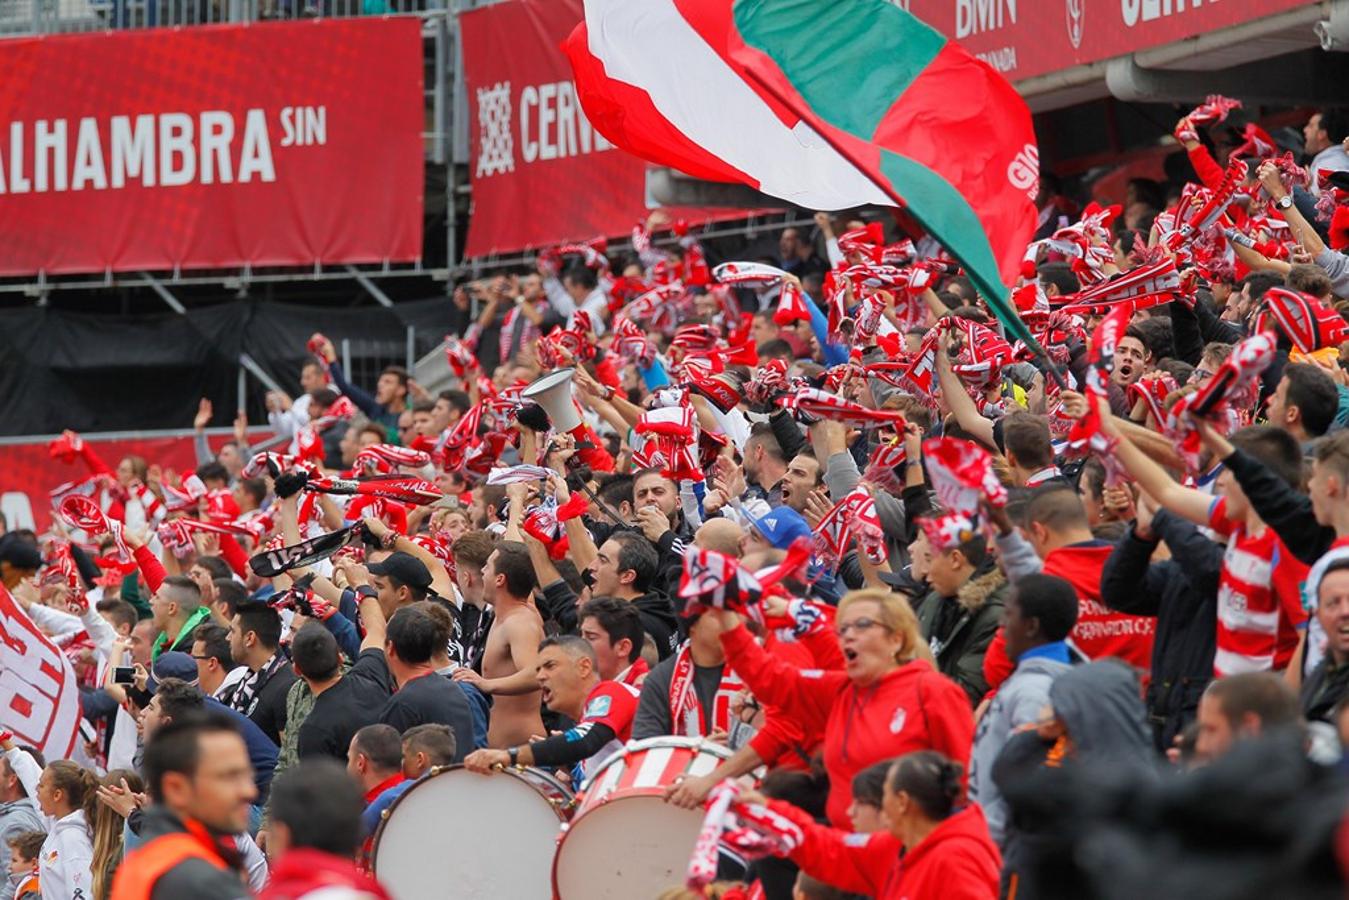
[635,405,701,482]
[922,437,1007,514]
[57,495,131,563]
[354,444,432,475]
[248,524,365,578]
[1064,305,1129,483]
[813,485,886,569]
[305,474,443,506]
[780,388,908,430]
[712,261,789,285]
[687,781,805,893]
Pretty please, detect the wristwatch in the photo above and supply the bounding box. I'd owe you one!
[507,746,520,767]
[355,585,378,601]
[1276,195,1294,210]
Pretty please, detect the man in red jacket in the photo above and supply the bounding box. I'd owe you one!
[983,488,1156,694]
[260,760,389,900]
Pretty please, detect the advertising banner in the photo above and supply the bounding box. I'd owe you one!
[460,0,765,258]
[903,0,1317,82]
[0,18,424,275]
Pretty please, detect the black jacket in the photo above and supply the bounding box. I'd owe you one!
[1300,656,1349,723]
[913,567,1008,707]
[632,591,680,659]
[1170,294,1246,366]
[1224,447,1334,566]
[242,659,296,747]
[1100,509,1222,753]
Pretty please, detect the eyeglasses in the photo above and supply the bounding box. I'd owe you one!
[835,617,890,638]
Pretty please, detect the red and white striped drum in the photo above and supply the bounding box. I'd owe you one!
[372,764,573,899]
[552,736,733,899]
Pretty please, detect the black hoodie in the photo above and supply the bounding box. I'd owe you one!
[631,590,680,659]
[538,580,679,661]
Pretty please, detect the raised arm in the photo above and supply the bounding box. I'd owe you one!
[342,563,387,653]
[1099,399,1214,526]
[123,528,167,594]
[1259,161,1327,258]
[935,333,997,450]
[716,614,841,734]
[363,517,455,601]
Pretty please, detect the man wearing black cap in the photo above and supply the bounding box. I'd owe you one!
[357,517,457,618]
[365,552,435,616]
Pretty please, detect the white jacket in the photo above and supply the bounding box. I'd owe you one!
[38,811,93,900]
[3,750,92,900]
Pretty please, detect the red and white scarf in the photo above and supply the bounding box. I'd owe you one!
[687,781,805,892]
[1064,304,1129,484]
[814,485,886,568]
[668,641,744,739]
[922,437,1007,515]
[58,495,131,563]
[779,388,908,430]
[354,443,432,475]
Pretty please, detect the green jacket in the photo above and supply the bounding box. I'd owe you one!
[151,605,214,660]
[913,567,1008,707]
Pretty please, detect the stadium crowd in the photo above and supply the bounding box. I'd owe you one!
[3,99,1349,900]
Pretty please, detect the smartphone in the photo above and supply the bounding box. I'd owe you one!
[112,667,136,686]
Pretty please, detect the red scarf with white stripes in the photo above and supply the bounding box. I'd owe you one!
[668,641,743,738]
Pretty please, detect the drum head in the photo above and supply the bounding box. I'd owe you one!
[373,768,565,899]
[553,796,706,900]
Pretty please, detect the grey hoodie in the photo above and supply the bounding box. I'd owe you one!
[1050,661,1155,770]
[0,798,41,900]
[969,653,1070,845]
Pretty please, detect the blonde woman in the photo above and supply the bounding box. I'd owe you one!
[90,770,143,900]
[710,590,972,829]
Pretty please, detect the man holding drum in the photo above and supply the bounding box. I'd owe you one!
[463,635,638,784]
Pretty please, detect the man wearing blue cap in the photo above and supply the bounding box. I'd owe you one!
[743,506,813,555]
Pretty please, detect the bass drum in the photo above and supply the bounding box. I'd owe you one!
[552,737,733,900]
[371,764,572,899]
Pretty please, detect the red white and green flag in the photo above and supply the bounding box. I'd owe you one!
[565,0,1042,347]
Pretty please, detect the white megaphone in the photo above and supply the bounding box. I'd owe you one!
[521,367,582,433]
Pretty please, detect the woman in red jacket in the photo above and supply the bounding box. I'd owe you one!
[714,589,975,829]
[765,751,1000,900]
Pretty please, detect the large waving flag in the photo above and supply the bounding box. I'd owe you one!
[0,586,82,759]
[565,0,1041,347]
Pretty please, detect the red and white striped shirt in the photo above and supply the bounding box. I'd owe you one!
[1208,497,1308,676]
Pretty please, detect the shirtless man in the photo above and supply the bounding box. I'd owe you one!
[452,541,545,747]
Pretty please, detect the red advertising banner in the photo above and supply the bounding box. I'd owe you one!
[0,19,423,276]
[0,432,255,532]
[460,0,765,258]
[904,0,1316,82]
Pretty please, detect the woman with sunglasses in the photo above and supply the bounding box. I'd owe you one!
[712,588,974,829]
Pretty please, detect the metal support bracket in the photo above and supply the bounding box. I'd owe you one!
[347,265,396,308]
[141,271,187,314]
